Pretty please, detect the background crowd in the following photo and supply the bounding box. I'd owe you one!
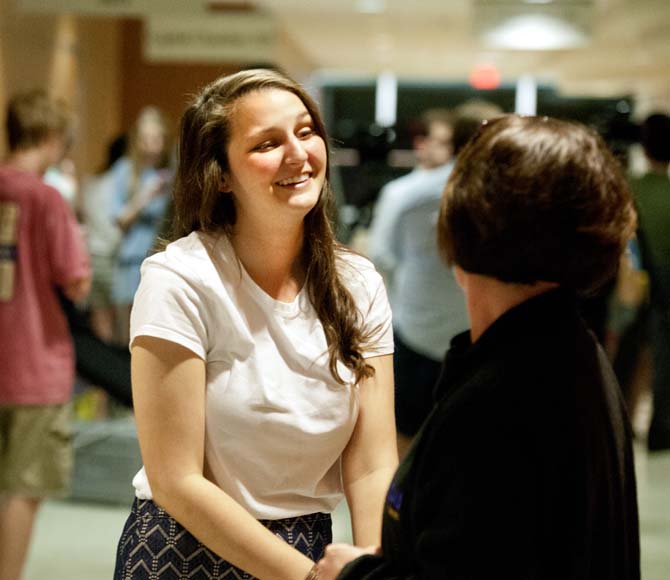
[1,80,669,580]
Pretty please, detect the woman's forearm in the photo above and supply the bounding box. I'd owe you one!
[341,354,397,547]
[116,174,166,231]
[152,474,314,580]
[116,200,144,232]
[344,466,396,546]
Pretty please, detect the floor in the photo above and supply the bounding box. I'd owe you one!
[22,439,670,580]
[21,490,352,580]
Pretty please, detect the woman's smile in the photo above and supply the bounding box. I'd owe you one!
[275,173,312,187]
[222,88,327,226]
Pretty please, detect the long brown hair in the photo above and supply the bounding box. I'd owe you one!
[171,69,375,384]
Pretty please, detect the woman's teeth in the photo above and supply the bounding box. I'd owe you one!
[277,174,309,186]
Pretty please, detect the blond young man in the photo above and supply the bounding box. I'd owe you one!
[0,90,90,580]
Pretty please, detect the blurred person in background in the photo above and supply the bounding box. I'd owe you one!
[317,115,640,580]
[109,106,173,346]
[367,108,460,459]
[43,154,78,211]
[629,112,670,451]
[0,89,90,580]
[368,103,500,458]
[113,69,397,580]
[84,134,126,344]
[57,133,135,410]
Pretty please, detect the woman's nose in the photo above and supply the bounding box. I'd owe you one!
[284,136,308,165]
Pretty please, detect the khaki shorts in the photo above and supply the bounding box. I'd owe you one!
[0,403,73,498]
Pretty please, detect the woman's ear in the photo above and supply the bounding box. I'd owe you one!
[220,176,231,194]
[453,265,467,290]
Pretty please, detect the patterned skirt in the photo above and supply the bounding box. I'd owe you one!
[114,498,332,580]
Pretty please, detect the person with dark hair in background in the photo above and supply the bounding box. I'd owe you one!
[0,89,91,580]
[367,108,463,459]
[317,115,640,580]
[368,104,501,459]
[113,69,397,580]
[630,112,670,451]
[448,99,505,155]
[84,133,127,344]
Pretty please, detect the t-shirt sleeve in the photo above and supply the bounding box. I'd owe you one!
[342,254,393,358]
[130,258,209,359]
[361,268,394,358]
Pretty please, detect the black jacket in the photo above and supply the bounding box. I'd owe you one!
[340,289,640,580]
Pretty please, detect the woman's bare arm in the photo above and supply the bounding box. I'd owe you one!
[131,336,314,580]
[342,353,398,547]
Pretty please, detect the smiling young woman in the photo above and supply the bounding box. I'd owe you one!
[112,69,398,580]
[221,88,328,241]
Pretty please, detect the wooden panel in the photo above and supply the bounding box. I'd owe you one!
[75,17,123,174]
[119,19,240,136]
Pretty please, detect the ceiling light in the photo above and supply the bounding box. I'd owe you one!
[482,14,588,50]
[356,0,387,14]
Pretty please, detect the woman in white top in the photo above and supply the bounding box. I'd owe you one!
[113,69,397,580]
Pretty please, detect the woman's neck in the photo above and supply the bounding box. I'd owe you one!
[457,269,559,343]
[230,222,306,301]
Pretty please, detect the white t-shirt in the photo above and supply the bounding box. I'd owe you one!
[130,231,393,519]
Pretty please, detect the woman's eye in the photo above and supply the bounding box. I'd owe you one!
[297,127,315,139]
[253,141,275,152]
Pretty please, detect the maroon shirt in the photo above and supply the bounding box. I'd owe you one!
[0,165,90,404]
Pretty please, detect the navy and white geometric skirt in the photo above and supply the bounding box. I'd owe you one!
[114,498,333,580]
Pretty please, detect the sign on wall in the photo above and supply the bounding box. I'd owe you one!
[17,0,210,16]
[144,13,276,64]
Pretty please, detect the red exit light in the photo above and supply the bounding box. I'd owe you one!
[469,63,501,90]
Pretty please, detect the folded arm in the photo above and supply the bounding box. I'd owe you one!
[131,336,315,580]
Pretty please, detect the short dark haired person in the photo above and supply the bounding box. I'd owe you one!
[630,112,670,451]
[317,115,640,580]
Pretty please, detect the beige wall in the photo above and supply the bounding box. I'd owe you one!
[115,20,311,142]
[0,3,301,175]
[74,17,123,174]
[0,8,248,176]
[117,19,237,138]
[0,0,123,175]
